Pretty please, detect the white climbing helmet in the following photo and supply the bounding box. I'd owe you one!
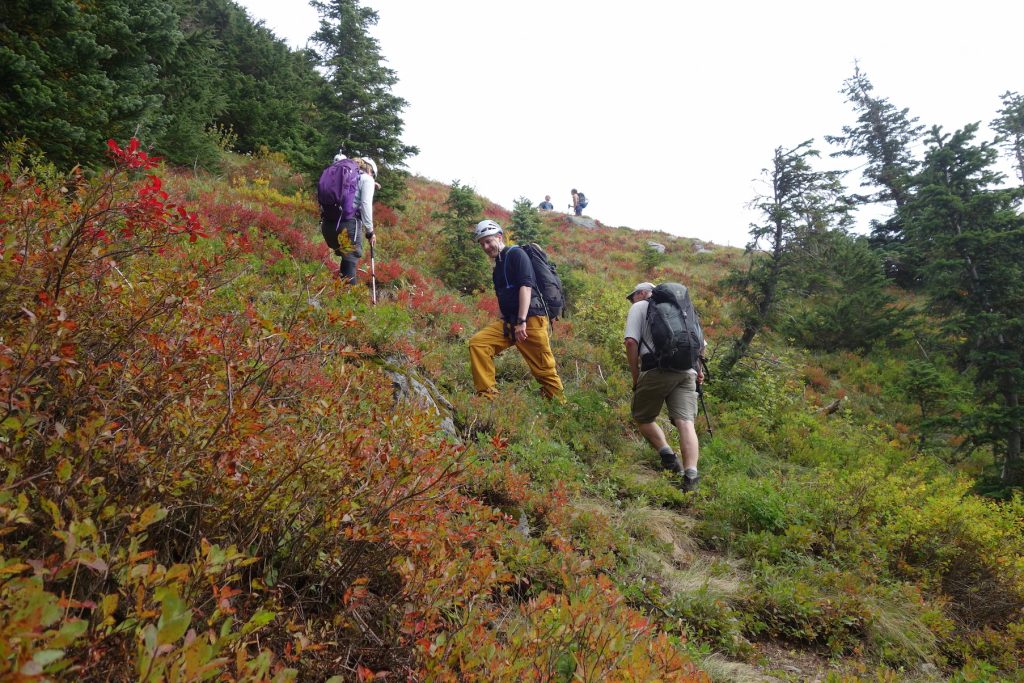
[474,219,503,242]
[360,157,378,176]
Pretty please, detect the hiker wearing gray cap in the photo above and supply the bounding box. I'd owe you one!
[624,281,706,492]
[626,282,655,303]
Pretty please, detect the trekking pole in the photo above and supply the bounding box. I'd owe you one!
[369,240,377,305]
[697,382,714,438]
[698,357,713,437]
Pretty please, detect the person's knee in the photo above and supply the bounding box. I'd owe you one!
[468,330,491,353]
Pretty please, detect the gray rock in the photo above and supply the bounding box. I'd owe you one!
[385,359,459,439]
[567,216,598,229]
[692,240,712,253]
[516,510,530,537]
[646,241,666,254]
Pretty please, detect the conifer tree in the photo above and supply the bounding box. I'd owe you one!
[900,124,1024,488]
[827,66,924,284]
[436,181,489,294]
[781,231,903,352]
[0,0,178,167]
[1,0,329,169]
[721,141,850,374]
[896,360,973,455]
[993,91,1024,185]
[508,197,548,245]
[639,243,667,276]
[193,0,326,170]
[311,0,417,196]
[827,65,923,210]
[150,0,229,166]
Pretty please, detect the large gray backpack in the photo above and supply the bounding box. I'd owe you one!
[641,282,704,371]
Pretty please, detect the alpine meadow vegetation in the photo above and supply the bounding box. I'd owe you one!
[3,4,1024,681]
[2,137,1022,681]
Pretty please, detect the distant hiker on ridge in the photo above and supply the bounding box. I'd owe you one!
[570,188,588,216]
[624,281,706,492]
[469,220,565,402]
[538,195,554,210]
[317,154,378,284]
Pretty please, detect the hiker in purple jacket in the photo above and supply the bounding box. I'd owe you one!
[336,157,377,284]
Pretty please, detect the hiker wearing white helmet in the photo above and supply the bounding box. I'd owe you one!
[336,156,377,284]
[469,220,564,401]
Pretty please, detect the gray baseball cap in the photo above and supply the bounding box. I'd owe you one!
[626,282,655,300]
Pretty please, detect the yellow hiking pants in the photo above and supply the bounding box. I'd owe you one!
[469,317,564,399]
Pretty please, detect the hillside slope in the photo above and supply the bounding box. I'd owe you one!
[1,146,1022,682]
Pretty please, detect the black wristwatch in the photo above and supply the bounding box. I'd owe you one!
[516,318,527,325]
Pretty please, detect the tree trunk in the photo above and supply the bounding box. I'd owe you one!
[721,240,781,375]
[1001,378,1023,487]
[721,321,760,376]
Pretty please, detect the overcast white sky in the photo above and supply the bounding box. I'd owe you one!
[237,0,1023,247]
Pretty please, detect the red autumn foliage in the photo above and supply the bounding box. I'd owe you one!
[373,202,398,228]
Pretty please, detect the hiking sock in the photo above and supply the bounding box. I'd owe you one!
[684,468,698,478]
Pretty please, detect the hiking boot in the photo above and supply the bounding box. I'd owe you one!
[682,471,700,493]
[659,452,682,474]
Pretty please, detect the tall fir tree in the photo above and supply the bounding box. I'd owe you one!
[826,65,924,285]
[900,124,1024,488]
[311,0,417,203]
[827,65,923,209]
[992,90,1024,185]
[720,141,851,374]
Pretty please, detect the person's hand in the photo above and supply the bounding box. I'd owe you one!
[514,322,528,342]
[367,232,376,246]
[697,369,704,384]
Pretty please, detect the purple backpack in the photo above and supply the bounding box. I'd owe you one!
[317,158,360,220]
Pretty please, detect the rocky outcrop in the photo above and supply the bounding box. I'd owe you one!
[567,215,598,229]
[382,357,459,439]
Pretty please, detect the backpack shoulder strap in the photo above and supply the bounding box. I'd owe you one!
[502,245,519,289]
[638,300,655,355]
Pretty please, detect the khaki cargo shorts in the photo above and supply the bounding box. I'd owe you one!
[631,368,698,424]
